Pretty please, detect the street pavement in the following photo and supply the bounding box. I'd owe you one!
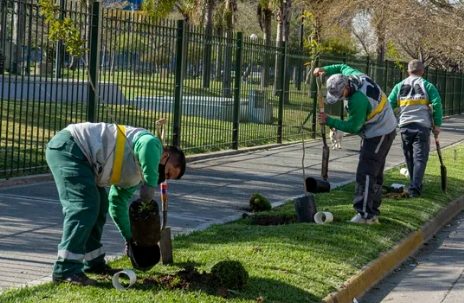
[0,116,463,293]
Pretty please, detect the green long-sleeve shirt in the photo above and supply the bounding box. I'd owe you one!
[388,77,443,127]
[108,134,163,240]
[322,64,372,134]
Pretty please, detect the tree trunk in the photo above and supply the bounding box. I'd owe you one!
[12,1,26,75]
[260,8,272,88]
[214,26,223,81]
[222,0,236,98]
[202,0,214,88]
[273,0,291,98]
[223,29,233,98]
[0,0,8,54]
[273,7,283,96]
[374,11,385,83]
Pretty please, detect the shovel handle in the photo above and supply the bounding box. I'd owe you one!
[316,76,324,113]
[160,182,168,229]
[435,139,445,166]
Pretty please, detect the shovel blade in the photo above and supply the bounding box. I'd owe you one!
[441,164,447,192]
[159,228,173,265]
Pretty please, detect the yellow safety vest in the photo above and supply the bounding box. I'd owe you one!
[398,98,429,107]
[110,124,126,184]
[367,94,387,121]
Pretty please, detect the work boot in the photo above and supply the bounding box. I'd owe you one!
[52,272,97,286]
[350,213,380,225]
[84,264,121,276]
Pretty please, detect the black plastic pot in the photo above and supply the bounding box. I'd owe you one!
[127,241,160,271]
[294,194,317,223]
[129,199,161,247]
[128,199,161,270]
[305,177,331,193]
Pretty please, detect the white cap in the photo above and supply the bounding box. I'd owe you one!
[326,74,348,104]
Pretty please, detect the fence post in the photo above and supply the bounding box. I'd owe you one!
[172,20,186,147]
[232,32,243,150]
[365,55,370,74]
[458,72,464,114]
[383,60,388,91]
[310,59,318,139]
[87,0,101,123]
[443,70,447,116]
[452,72,455,115]
[54,0,65,79]
[277,41,287,144]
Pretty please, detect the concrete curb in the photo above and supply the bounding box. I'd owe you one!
[323,196,464,303]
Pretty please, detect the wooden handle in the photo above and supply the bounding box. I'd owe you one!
[316,76,324,113]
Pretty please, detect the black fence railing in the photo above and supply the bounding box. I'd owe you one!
[1,0,463,178]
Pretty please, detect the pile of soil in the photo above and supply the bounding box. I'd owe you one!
[143,265,210,290]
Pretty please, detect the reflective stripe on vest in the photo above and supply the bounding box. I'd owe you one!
[398,98,429,107]
[111,125,126,184]
[367,94,387,121]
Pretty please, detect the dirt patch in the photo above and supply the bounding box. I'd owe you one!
[142,263,248,298]
[143,265,209,290]
[249,213,296,225]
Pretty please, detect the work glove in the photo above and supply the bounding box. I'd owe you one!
[139,184,155,202]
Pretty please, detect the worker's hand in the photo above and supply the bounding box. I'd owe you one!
[432,126,440,138]
[313,67,325,77]
[139,184,155,202]
[318,112,328,125]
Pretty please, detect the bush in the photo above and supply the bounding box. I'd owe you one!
[211,260,249,289]
[249,193,272,212]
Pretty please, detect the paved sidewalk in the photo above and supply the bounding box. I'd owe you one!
[1,116,463,292]
[360,212,464,303]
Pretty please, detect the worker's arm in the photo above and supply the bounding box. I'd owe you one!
[388,82,401,111]
[424,80,443,127]
[134,134,163,187]
[326,92,369,134]
[322,64,364,77]
[108,185,137,241]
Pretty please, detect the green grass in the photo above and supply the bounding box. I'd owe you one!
[2,144,464,303]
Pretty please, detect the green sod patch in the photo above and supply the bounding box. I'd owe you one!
[2,144,464,303]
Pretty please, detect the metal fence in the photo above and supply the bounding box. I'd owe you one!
[1,0,463,178]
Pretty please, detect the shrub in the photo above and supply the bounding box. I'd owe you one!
[249,193,271,212]
[211,260,248,289]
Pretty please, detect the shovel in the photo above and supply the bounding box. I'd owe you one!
[159,181,173,264]
[317,76,330,181]
[304,76,331,194]
[435,135,447,192]
[155,119,173,264]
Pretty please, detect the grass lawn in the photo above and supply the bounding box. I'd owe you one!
[2,144,463,303]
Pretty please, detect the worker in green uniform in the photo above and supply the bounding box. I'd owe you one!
[46,122,186,286]
[388,59,443,197]
[314,64,397,224]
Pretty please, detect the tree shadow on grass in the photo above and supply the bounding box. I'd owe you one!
[92,275,320,303]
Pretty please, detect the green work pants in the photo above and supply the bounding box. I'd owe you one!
[46,130,108,278]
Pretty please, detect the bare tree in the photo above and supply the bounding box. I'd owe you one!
[257,0,273,87]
